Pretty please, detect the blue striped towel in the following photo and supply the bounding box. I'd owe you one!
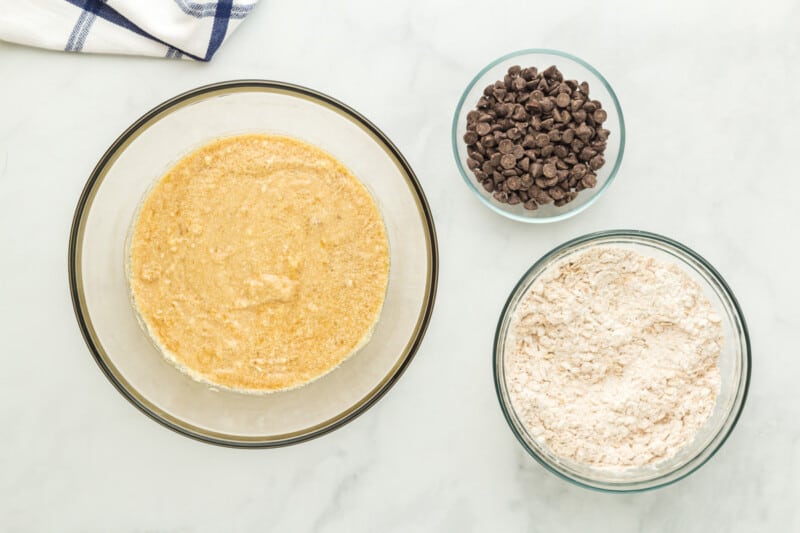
[0,0,259,61]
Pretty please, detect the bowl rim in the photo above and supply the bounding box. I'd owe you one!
[68,79,439,448]
[493,229,751,492]
[451,48,626,223]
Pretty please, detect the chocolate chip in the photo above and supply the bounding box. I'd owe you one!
[498,139,514,154]
[521,67,538,80]
[497,103,514,117]
[506,177,522,190]
[493,191,509,203]
[500,154,517,169]
[579,147,597,161]
[522,134,536,148]
[534,133,550,147]
[593,109,608,123]
[550,187,566,200]
[571,164,588,178]
[463,64,609,208]
[533,187,553,204]
[575,123,593,141]
[542,65,562,81]
[589,155,605,171]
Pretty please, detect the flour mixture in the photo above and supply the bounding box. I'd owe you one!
[505,247,722,468]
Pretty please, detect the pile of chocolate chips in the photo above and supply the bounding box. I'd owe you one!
[463,65,610,210]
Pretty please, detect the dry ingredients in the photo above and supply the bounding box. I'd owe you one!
[463,65,609,209]
[505,247,722,468]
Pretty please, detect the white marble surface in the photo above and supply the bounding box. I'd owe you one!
[1,1,798,531]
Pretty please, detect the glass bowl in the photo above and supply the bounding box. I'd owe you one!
[69,81,438,447]
[452,49,625,223]
[494,230,750,491]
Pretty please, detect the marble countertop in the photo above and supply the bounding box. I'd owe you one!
[1,1,798,531]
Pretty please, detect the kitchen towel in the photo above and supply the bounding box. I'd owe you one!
[0,0,259,60]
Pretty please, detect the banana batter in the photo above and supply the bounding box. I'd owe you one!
[129,134,389,393]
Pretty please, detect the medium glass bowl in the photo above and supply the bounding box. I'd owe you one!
[69,81,438,447]
[494,230,750,491]
[452,49,625,223]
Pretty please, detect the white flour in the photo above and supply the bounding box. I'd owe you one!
[505,247,722,469]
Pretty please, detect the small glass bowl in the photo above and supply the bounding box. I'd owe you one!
[452,49,625,223]
[494,230,750,491]
[69,81,438,447]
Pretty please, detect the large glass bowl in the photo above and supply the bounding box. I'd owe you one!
[69,81,438,447]
[452,49,625,223]
[494,230,750,491]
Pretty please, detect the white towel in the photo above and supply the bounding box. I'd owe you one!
[0,0,259,60]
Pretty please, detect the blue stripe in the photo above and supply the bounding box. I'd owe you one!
[174,0,255,19]
[65,8,93,51]
[205,0,233,60]
[64,0,206,61]
[73,12,97,51]
[165,46,184,60]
